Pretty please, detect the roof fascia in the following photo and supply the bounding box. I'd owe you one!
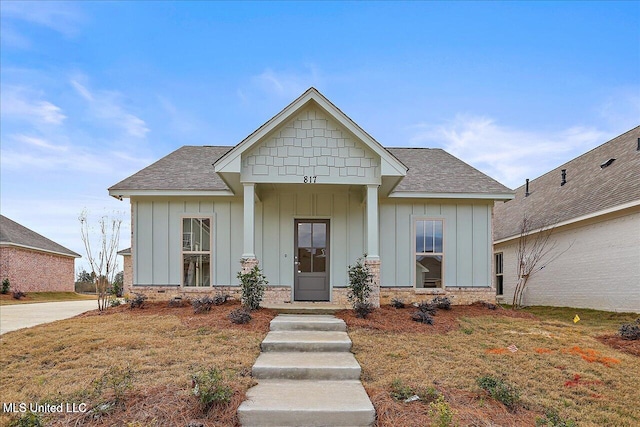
[0,242,81,258]
[213,88,408,177]
[108,189,235,199]
[494,199,640,244]
[388,192,515,200]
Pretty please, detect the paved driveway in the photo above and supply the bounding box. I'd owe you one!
[0,300,98,335]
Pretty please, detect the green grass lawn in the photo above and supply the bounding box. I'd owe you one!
[0,292,97,305]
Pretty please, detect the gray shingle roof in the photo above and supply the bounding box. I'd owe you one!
[109,146,512,197]
[109,146,232,192]
[0,215,81,257]
[388,148,513,194]
[494,126,640,241]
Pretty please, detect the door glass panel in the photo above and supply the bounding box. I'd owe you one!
[298,248,312,272]
[298,223,312,247]
[312,223,326,247]
[313,248,327,272]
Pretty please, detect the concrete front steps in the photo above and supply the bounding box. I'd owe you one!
[238,314,375,427]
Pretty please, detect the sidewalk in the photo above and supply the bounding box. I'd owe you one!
[0,300,98,335]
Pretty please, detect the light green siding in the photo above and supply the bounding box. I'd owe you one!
[379,200,492,288]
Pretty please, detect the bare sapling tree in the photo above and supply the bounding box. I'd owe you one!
[79,210,122,311]
[512,216,573,309]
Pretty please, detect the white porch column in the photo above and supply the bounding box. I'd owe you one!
[242,182,256,259]
[366,184,380,260]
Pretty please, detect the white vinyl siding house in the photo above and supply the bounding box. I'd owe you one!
[493,126,640,313]
[111,88,513,306]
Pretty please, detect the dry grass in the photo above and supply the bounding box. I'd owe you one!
[338,304,640,427]
[0,292,97,305]
[0,300,275,426]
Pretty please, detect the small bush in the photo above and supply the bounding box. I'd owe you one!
[128,293,147,309]
[390,297,405,308]
[12,290,26,300]
[237,264,267,310]
[412,311,434,325]
[354,301,374,319]
[229,307,252,324]
[91,365,134,404]
[192,296,214,314]
[415,300,437,315]
[191,368,233,411]
[536,409,577,427]
[168,297,186,308]
[476,375,520,411]
[347,256,373,308]
[481,301,497,310]
[432,296,451,310]
[1,278,10,294]
[212,289,230,305]
[8,412,43,427]
[618,319,640,340]
[428,395,456,427]
[109,299,121,307]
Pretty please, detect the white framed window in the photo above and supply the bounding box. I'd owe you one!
[414,219,444,288]
[182,217,212,287]
[495,252,504,295]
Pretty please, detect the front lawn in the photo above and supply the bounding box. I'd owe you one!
[338,304,639,427]
[0,292,97,305]
[0,301,275,426]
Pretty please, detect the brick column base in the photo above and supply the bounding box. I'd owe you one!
[241,257,259,274]
[365,259,381,308]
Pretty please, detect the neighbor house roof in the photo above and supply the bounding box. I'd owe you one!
[494,126,640,241]
[117,247,131,256]
[109,145,513,198]
[0,215,81,258]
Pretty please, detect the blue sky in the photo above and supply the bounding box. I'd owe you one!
[1,1,638,273]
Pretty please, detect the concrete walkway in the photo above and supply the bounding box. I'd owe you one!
[238,314,375,427]
[0,300,98,335]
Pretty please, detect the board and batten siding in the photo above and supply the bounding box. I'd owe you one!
[379,201,493,288]
[132,197,248,286]
[259,186,364,289]
[495,210,640,313]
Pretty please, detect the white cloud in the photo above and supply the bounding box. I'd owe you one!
[70,77,150,138]
[244,65,324,101]
[14,134,68,152]
[0,86,67,125]
[0,1,84,38]
[409,115,608,189]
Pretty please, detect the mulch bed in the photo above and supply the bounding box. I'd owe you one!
[336,302,536,334]
[596,334,640,357]
[78,299,276,333]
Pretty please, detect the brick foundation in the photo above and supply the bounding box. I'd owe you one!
[379,287,496,306]
[0,246,76,292]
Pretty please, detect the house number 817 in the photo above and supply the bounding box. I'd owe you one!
[303,176,317,183]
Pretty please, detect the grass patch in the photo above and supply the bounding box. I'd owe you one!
[339,304,640,426]
[0,292,96,305]
[0,301,275,426]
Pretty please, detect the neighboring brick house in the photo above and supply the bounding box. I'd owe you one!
[493,126,640,313]
[0,215,81,292]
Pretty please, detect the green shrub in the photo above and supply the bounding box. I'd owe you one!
[390,297,405,308]
[191,368,233,411]
[127,293,147,309]
[237,264,267,310]
[432,296,452,310]
[536,409,577,427]
[110,299,121,307]
[192,296,214,314]
[428,395,456,427]
[12,290,26,300]
[412,311,434,325]
[1,278,10,294]
[416,300,437,315]
[476,375,520,411]
[347,256,373,318]
[8,412,43,427]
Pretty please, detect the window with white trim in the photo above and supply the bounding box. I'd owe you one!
[495,252,504,295]
[414,219,443,288]
[182,218,211,287]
